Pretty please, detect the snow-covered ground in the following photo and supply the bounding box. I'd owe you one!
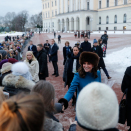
[0,32,24,37]
[92,31,131,34]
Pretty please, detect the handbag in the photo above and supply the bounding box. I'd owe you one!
[118,89,128,124]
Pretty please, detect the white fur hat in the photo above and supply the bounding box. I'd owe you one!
[76,82,119,130]
[12,62,32,80]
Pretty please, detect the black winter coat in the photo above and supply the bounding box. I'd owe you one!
[49,43,59,62]
[63,53,80,87]
[101,34,108,44]
[121,66,131,126]
[80,41,91,52]
[37,50,48,78]
[28,45,38,57]
[91,46,105,68]
[44,43,50,53]
[63,46,72,65]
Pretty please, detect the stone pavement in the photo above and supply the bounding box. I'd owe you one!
[23,33,131,131]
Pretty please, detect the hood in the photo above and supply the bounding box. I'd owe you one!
[2,74,35,90]
[44,118,63,131]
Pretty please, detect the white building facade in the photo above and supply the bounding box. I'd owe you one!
[42,0,131,32]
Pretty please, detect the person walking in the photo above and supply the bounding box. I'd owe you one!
[121,66,131,131]
[78,31,80,38]
[63,46,80,106]
[74,32,77,38]
[24,51,39,83]
[91,39,111,79]
[59,52,101,110]
[44,40,50,62]
[88,30,90,39]
[80,37,91,52]
[58,34,61,44]
[37,44,48,80]
[101,31,108,57]
[63,41,72,65]
[28,40,37,58]
[54,31,56,38]
[49,39,59,77]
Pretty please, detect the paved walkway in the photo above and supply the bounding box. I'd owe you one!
[23,33,131,131]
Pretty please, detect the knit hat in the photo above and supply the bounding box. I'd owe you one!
[12,62,32,80]
[76,82,119,130]
[1,62,12,74]
[79,52,99,67]
[93,39,98,44]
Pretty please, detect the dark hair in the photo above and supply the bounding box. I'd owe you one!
[29,40,32,42]
[98,39,102,46]
[46,40,48,41]
[37,44,43,48]
[78,65,98,78]
[73,46,79,50]
[32,81,55,113]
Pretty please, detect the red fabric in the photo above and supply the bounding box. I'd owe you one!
[8,58,18,64]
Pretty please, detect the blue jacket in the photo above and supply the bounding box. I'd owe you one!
[49,43,58,62]
[64,71,101,102]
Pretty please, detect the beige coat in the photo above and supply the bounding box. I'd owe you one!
[24,60,39,82]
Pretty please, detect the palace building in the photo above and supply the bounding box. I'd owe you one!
[42,0,131,32]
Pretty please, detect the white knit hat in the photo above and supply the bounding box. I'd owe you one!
[76,82,119,130]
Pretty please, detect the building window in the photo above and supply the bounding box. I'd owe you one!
[114,27,117,30]
[99,1,101,9]
[52,22,54,27]
[106,27,108,30]
[106,16,109,24]
[87,2,90,10]
[55,10,57,16]
[99,17,101,24]
[123,26,126,30]
[124,0,127,4]
[52,1,53,7]
[99,27,101,30]
[43,4,44,9]
[123,14,127,23]
[48,2,49,8]
[107,0,109,7]
[115,0,118,6]
[114,15,117,23]
[55,0,57,6]
[52,11,54,17]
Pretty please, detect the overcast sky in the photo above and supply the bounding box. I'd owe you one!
[0,0,42,17]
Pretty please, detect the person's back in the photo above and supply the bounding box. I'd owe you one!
[0,93,45,131]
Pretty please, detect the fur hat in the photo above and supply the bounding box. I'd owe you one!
[79,52,99,67]
[1,62,12,74]
[76,82,119,130]
[12,62,32,80]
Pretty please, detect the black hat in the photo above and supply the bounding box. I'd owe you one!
[79,52,99,67]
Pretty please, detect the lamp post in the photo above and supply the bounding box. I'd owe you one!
[90,18,93,32]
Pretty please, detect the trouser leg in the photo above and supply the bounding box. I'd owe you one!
[53,61,59,75]
[102,67,109,77]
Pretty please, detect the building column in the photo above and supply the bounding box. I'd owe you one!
[57,0,60,14]
[76,0,78,11]
[61,0,64,13]
[65,0,68,12]
[74,20,77,31]
[69,20,72,31]
[81,0,84,10]
[70,0,73,12]
[79,0,80,10]
[64,20,67,32]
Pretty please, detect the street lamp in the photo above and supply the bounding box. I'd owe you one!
[90,18,93,32]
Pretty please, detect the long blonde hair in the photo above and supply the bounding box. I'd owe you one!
[26,51,37,62]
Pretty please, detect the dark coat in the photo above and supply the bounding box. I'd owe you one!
[101,34,108,44]
[37,50,48,78]
[44,43,50,53]
[63,46,72,65]
[121,66,131,126]
[91,46,105,68]
[28,45,38,57]
[80,41,91,52]
[63,53,80,87]
[49,43,58,62]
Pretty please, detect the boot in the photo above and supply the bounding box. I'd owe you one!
[107,76,112,79]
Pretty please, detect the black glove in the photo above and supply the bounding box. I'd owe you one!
[58,98,68,110]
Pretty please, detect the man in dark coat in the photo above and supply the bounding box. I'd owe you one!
[58,34,61,44]
[80,37,91,52]
[78,31,80,38]
[54,31,56,38]
[49,39,59,77]
[121,66,131,130]
[88,30,90,39]
[37,44,48,80]
[28,40,37,58]
[101,31,108,47]
[44,40,50,61]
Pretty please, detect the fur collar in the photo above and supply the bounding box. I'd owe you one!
[2,74,35,90]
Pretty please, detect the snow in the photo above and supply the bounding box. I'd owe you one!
[92,31,131,34]
[0,32,24,37]
[104,47,131,84]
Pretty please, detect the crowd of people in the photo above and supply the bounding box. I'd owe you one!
[0,30,130,131]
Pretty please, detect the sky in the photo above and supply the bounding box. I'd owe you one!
[0,0,42,17]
